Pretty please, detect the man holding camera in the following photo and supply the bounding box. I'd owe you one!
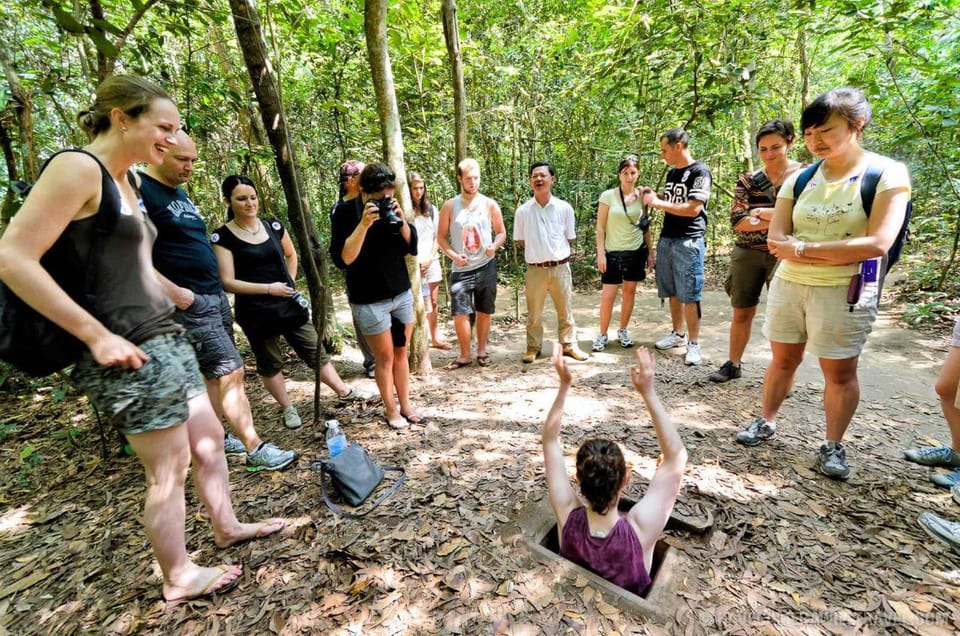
[514,161,588,363]
[641,128,712,366]
[437,158,507,369]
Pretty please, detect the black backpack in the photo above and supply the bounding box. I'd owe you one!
[0,149,121,377]
[792,158,912,274]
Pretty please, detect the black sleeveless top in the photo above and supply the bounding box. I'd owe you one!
[61,151,178,345]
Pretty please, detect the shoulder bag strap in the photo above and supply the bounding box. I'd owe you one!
[314,460,407,519]
[263,220,297,287]
[859,163,884,218]
[792,160,823,201]
[617,187,647,230]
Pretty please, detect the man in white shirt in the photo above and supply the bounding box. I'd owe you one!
[514,162,588,363]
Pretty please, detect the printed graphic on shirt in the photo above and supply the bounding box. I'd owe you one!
[462,223,483,255]
[168,199,200,220]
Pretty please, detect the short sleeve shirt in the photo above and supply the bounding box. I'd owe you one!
[659,161,711,240]
[775,153,911,286]
[599,188,644,252]
[513,195,576,264]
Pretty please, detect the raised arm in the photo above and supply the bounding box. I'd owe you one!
[626,348,687,558]
[542,342,580,529]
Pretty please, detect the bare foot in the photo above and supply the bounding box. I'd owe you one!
[163,563,242,603]
[214,518,286,549]
[431,340,453,350]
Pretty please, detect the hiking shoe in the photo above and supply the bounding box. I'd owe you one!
[903,446,960,468]
[816,442,851,480]
[562,345,589,361]
[364,365,376,379]
[224,433,247,456]
[617,329,634,348]
[338,388,374,404]
[917,512,960,552]
[592,334,608,352]
[283,405,302,430]
[930,469,960,489]
[953,483,960,506]
[655,330,687,350]
[708,360,742,383]
[684,342,702,366]
[246,442,296,472]
[735,416,776,446]
[522,348,539,364]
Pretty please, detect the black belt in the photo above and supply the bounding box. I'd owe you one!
[529,257,570,268]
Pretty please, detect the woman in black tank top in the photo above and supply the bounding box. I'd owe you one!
[0,76,283,603]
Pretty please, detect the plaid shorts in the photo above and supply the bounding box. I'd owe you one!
[71,332,206,436]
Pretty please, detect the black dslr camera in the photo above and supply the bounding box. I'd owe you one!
[375,196,402,225]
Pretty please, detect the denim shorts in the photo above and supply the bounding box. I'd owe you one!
[71,332,206,436]
[450,259,497,316]
[602,247,648,285]
[724,246,779,309]
[351,289,415,336]
[174,291,244,380]
[655,237,705,303]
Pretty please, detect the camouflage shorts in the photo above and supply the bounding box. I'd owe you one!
[71,332,206,436]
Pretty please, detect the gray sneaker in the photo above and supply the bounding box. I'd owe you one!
[617,328,634,348]
[283,405,302,429]
[903,446,960,468]
[246,442,297,472]
[592,334,608,352]
[338,387,374,403]
[708,360,742,383]
[917,512,960,552]
[735,416,776,446]
[816,442,851,480]
[224,433,247,456]
[930,469,960,489]
[655,330,687,350]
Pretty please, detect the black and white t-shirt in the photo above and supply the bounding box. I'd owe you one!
[659,161,712,240]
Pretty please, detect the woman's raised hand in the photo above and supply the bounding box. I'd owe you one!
[629,346,656,395]
[552,341,573,386]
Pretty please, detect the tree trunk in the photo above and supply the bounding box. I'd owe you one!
[0,118,19,223]
[441,0,467,164]
[228,0,335,422]
[0,43,38,182]
[364,0,430,375]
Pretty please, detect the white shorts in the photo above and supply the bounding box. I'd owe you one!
[762,277,878,359]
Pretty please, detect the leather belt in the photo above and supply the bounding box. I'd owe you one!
[529,257,570,268]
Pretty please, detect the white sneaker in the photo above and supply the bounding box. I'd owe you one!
[283,405,302,429]
[617,328,634,348]
[592,334,608,352]
[684,342,702,366]
[655,330,687,350]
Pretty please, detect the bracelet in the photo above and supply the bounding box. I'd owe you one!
[794,241,806,258]
[266,283,272,295]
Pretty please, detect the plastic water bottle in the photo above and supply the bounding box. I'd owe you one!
[325,419,347,458]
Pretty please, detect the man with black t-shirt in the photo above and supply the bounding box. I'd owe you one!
[140,131,295,472]
[641,128,712,366]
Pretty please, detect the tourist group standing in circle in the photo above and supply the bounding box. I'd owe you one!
[6,75,960,604]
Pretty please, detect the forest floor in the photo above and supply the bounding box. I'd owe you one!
[1,275,959,635]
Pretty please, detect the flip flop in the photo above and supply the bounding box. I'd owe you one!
[476,354,492,367]
[163,564,242,604]
[400,411,425,424]
[217,518,286,549]
[431,341,454,350]
[444,359,472,371]
[387,416,410,429]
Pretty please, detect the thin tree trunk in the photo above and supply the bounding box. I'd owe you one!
[0,120,19,223]
[441,0,467,164]
[229,0,334,422]
[0,44,38,182]
[364,0,430,375]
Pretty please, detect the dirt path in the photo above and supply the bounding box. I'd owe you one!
[0,283,957,635]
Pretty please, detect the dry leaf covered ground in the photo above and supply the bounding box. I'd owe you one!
[1,282,959,635]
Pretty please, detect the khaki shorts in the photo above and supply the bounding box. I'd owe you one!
[71,332,206,436]
[762,277,878,359]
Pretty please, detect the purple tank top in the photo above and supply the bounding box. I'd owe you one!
[559,507,652,596]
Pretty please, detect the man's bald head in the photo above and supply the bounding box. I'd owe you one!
[153,130,197,187]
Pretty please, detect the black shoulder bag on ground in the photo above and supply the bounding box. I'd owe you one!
[310,443,406,518]
[619,188,651,232]
[0,149,122,377]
